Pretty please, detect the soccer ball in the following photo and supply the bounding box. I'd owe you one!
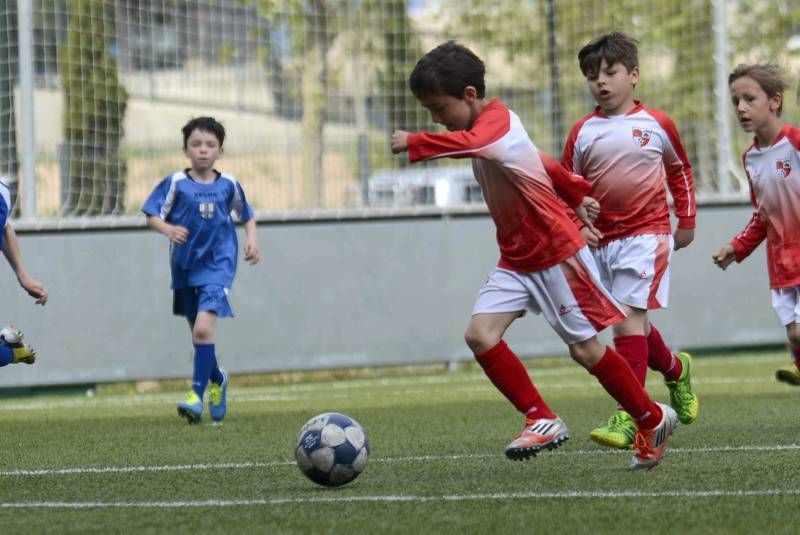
[295,412,369,487]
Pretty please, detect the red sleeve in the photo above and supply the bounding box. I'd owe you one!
[407,105,510,163]
[730,173,766,261]
[539,150,590,209]
[787,124,800,150]
[560,120,584,171]
[650,109,696,229]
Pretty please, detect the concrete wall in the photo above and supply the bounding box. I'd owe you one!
[0,204,781,387]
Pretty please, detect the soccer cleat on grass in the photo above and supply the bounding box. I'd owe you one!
[589,410,637,449]
[665,352,699,424]
[505,416,570,461]
[629,403,678,471]
[0,325,36,364]
[775,363,800,385]
[208,368,228,422]
[177,391,203,424]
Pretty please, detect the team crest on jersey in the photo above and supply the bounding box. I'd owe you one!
[198,202,215,219]
[632,127,652,147]
[776,159,792,178]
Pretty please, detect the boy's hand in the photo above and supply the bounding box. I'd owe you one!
[391,130,409,154]
[579,225,601,248]
[167,225,189,244]
[581,196,600,222]
[674,228,694,251]
[712,244,737,270]
[18,273,47,305]
[574,204,603,247]
[244,238,260,265]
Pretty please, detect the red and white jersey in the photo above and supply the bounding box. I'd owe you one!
[731,123,800,289]
[561,102,695,245]
[406,99,589,273]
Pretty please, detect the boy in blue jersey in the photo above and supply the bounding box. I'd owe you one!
[0,178,47,367]
[142,117,260,424]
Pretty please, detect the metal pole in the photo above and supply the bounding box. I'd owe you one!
[17,0,36,219]
[545,0,563,154]
[712,0,733,195]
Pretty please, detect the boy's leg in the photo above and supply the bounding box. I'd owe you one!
[572,337,677,470]
[534,246,676,468]
[774,288,800,385]
[591,234,681,446]
[612,306,649,385]
[196,285,234,421]
[0,325,36,365]
[776,322,800,385]
[468,271,567,460]
[0,344,11,366]
[646,324,682,381]
[647,323,698,424]
[467,312,555,419]
[177,310,217,424]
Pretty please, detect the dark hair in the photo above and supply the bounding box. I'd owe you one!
[578,32,639,78]
[729,63,789,116]
[182,116,226,149]
[409,41,486,99]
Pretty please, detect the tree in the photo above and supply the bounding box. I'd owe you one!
[60,0,128,216]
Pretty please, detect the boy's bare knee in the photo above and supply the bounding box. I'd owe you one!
[569,337,604,369]
[192,326,213,344]
[464,326,497,356]
[569,345,590,367]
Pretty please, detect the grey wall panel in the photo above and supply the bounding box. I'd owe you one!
[0,205,780,387]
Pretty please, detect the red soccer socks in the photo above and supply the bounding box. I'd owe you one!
[476,340,556,419]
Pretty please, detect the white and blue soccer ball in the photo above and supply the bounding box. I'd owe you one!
[295,412,369,487]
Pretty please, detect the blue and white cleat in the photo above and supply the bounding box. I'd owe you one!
[0,325,36,364]
[208,368,228,422]
[177,391,203,424]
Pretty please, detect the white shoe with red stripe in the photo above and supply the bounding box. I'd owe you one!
[629,403,678,470]
[505,416,570,461]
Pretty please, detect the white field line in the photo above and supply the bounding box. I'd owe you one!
[2,488,800,508]
[2,443,799,477]
[0,375,777,412]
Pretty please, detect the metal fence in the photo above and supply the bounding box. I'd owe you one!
[1,0,799,226]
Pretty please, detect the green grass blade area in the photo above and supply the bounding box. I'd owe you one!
[1,350,798,533]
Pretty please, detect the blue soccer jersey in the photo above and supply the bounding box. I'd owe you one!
[0,179,10,252]
[142,170,254,289]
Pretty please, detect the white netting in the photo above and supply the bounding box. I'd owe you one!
[0,0,798,221]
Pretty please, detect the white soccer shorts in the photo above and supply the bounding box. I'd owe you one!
[771,285,800,326]
[472,246,626,344]
[592,233,673,310]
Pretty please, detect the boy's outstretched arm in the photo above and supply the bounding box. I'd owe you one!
[146,215,188,244]
[243,218,260,265]
[391,131,409,154]
[2,224,47,305]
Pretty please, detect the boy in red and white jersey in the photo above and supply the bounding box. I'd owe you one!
[391,41,677,470]
[713,63,800,385]
[562,32,699,449]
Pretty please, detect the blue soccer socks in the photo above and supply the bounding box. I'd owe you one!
[192,343,216,398]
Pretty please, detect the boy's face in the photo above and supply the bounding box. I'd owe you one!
[418,87,480,131]
[184,129,222,171]
[586,59,638,115]
[730,76,781,133]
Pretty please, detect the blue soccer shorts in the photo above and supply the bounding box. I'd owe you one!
[173,284,234,321]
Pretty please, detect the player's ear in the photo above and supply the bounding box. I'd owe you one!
[629,65,640,86]
[463,85,478,102]
[768,93,782,113]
